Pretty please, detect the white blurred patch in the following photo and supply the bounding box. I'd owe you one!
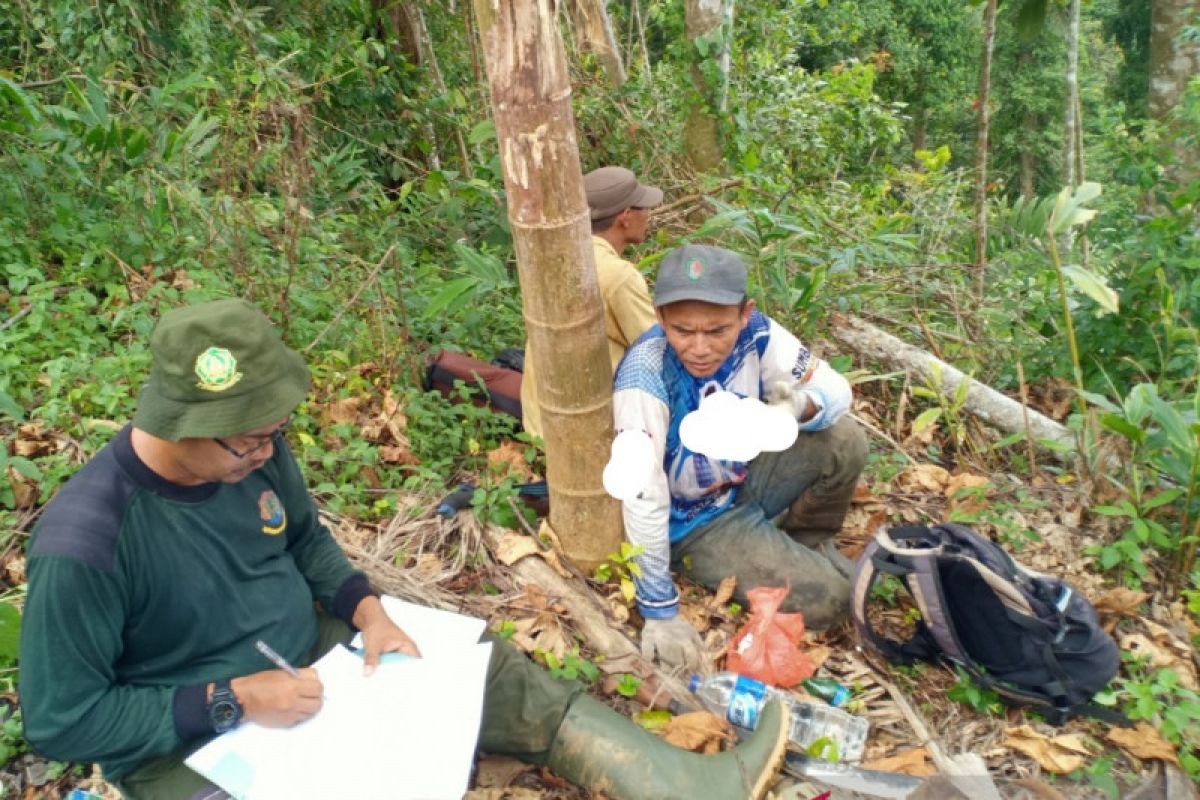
[603,429,657,500]
[679,390,798,462]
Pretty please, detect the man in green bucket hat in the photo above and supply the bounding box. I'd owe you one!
[20,298,788,800]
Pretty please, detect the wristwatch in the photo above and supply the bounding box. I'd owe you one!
[207,679,243,734]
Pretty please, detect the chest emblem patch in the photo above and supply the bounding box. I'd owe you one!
[259,490,286,535]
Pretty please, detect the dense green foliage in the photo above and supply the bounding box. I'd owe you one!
[1,0,1198,787]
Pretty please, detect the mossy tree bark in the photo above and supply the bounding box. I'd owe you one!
[684,0,733,173]
[1149,0,1200,186]
[473,0,622,571]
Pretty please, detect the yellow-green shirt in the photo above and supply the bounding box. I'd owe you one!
[521,236,656,439]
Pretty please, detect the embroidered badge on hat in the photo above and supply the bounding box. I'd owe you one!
[259,490,286,535]
[194,346,243,392]
[687,258,705,280]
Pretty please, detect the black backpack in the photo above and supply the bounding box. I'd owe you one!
[851,523,1125,725]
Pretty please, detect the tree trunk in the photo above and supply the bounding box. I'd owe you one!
[568,0,628,87]
[1149,0,1200,184]
[1019,110,1036,199]
[912,106,928,157]
[972,0,997,300]
[473,0,623,571]
[1017,48,1036,199]
[1063,0,1080,188]
[684,0,733,173]
[410,3,473,177]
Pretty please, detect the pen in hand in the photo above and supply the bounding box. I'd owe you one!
[255,639,301,678]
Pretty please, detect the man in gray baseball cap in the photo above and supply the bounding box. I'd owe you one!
[613,244,867,673]
[521,166,664,439]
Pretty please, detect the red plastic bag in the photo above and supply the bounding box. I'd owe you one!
[726,586,814,687]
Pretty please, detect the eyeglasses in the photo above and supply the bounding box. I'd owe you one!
[213,418,291,460]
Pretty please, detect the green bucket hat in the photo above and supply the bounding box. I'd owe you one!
[132,299,311,441]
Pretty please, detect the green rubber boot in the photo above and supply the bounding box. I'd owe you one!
[546,695,789,800]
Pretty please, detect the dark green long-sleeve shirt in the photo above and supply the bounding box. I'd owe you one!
[19,425,371,781]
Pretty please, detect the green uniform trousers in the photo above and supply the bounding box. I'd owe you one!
[116,614,580,800]
[673,416,867,629]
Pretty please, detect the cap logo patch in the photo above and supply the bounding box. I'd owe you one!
[194,346,243,392]
[687,259,705,280]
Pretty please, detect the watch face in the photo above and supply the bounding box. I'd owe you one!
[209,686,242,733]
[212,699,238,726]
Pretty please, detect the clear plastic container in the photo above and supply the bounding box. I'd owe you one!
[690,671,868,762]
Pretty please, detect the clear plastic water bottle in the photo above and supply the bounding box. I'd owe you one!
[689,671,868,762]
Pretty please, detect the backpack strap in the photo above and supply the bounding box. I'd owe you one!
[869,526,977,669]
[851,526,944,665]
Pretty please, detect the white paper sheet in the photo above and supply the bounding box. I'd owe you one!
[186,599,491,799]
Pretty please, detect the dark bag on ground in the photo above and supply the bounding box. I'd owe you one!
[851,522,1124,725]
[424,349,523,421]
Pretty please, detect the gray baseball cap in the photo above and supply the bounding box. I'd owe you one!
[654,244,747,307]
[583,166,664,219]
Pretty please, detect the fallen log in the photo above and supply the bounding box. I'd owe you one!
[831,314,1076,461]
[478,521,703,712]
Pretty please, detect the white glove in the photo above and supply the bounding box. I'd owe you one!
[766,380,820,421]
[640,615,705,672]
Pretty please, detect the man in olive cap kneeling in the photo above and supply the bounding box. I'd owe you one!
[20,298,787,800]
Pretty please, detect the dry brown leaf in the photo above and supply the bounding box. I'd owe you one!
[537,519,563,552]
[678,600,712,634]
[14,422,53,457]
[1132,621,1198,690]
[7,467,36,509]
[472,755,531,788]
[944,473,990,498]
[522,584,550,611]
[1004,725,1091,774]
[896,463,950,493]
[710,576,737,608]
[1094,587,1149,621]
[661,711,732,754]
[535,547,571,578]
[852,480,878,504]
[495,532,541,566]
[323,397,361,426]
[606,594,630,624]
[4,554,26,586]
[463,789,542,800]
[412,553,443,580]
[862,747,937,776]
[1119,634,1179,674]
[378,444,420,465]
[486,440,538,482]
[1104,721,1179,765]
[804,644,833,670]
[945,473,990,515]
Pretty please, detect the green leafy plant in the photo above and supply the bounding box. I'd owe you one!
[615,674,642,698]
[910,362,974,457]
[593,542,645,605]
[946,666,1003,716]
[806,735,839,761]
[1084,382,1200,583]
[540,648,600,684]
[1116,657,1200,780]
